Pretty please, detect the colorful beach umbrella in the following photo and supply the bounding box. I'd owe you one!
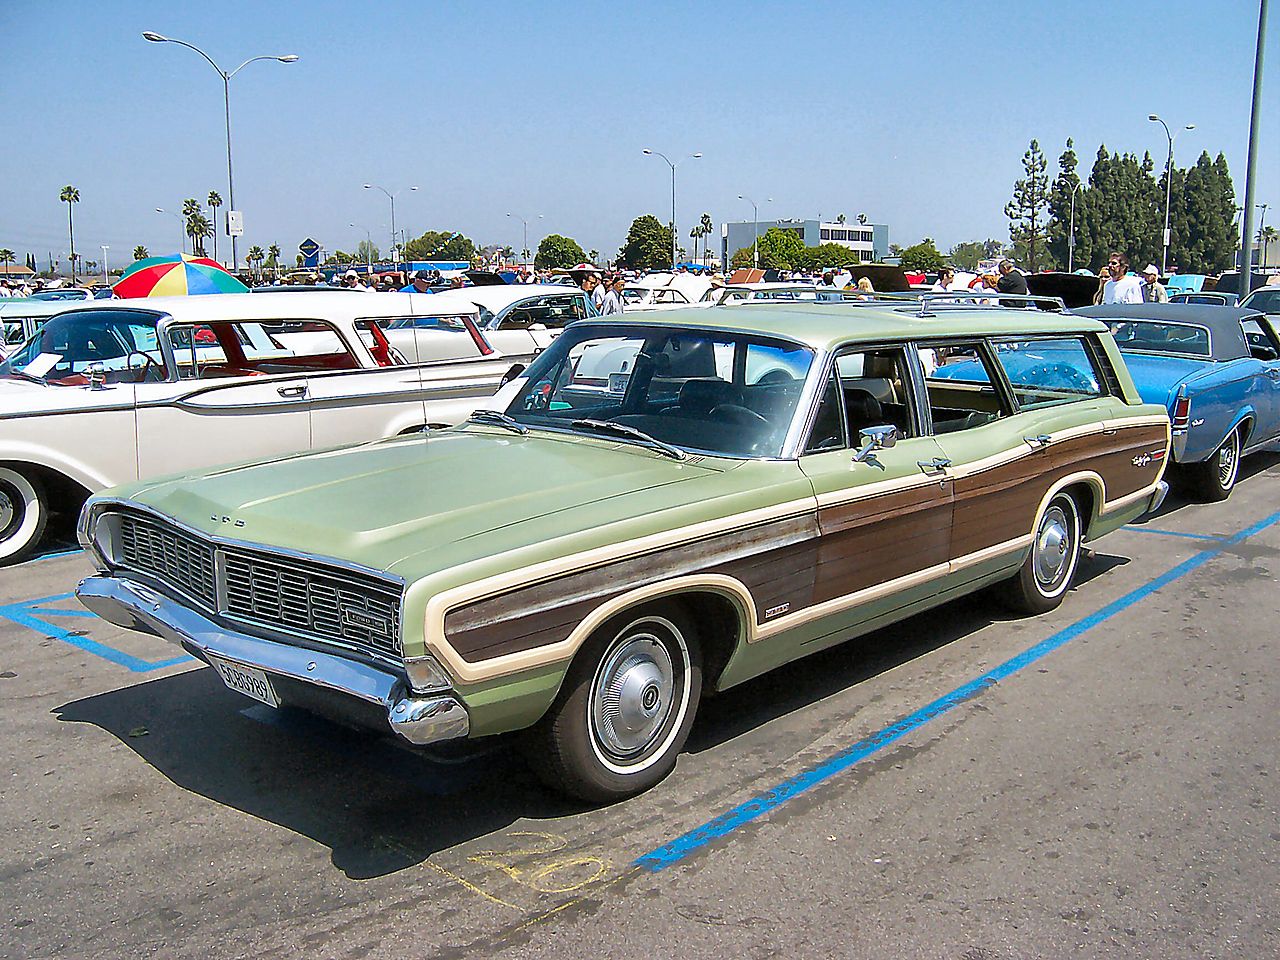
[113,253,249,297]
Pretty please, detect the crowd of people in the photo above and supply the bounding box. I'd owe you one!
[925,253,1171,305]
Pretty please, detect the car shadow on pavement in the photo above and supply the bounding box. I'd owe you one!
[52,550,1129,880]
[1137,451,1280,524]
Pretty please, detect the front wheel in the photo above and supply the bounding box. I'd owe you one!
[1179,426,1241,502]
[998,492,1082,615]
[524,601,702,803]
[0,466,49,566]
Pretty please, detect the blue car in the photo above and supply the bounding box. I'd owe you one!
[932,303,1280,501]
[1074,304,1280,500]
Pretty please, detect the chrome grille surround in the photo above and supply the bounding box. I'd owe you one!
[105,508,405,663]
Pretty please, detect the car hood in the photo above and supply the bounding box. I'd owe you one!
[120,427,732,577]
[1116,352,1216,407]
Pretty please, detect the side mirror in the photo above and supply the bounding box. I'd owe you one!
[852,424,899,463]
[86,362,108,390]
[499,362,526,387]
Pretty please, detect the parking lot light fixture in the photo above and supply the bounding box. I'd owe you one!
[644,149,702,269]
[1148,114,1195,275]
[142,31,298,272]
[506,213,543,268]
[364,185,417,268]
[155,207,186,254]
[738,195,772,269]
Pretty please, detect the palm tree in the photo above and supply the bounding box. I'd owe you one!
[588,249,599,266]
[133,245,149,262]
[0,249,14,276]
[247,245,265,281]
[267,243,281,277]
[207,191,223,264]
[689,226,700,265]
[1260,225,1278,268]
[59,185,80,281]
[700,213,714,266]
[187,212,212,257]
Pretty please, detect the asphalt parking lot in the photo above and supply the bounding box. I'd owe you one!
[2,459,1278,960]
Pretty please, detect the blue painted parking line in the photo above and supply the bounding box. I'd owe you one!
[0,592,191,673]
[1123,526,1226,542]
[636,508,1280,872]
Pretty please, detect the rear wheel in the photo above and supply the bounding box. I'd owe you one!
[998,492,1082,615]
[524,601,702,803]
[0,466,49,566]
[1180,426,1241,502]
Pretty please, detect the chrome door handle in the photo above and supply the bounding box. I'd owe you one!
[1024,434,1052,450]
[1268,368,1280,380]
[277,384,308,398]
[918,457,952,474]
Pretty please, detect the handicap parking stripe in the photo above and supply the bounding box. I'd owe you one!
[635,508,1280,872]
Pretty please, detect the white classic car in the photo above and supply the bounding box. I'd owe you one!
[0,298,102,357]
[619,272,714,312]
[0,291,515,562]
[383,284,597,363]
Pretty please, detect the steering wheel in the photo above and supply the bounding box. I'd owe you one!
[1022,362,1095,394]
[126,350,160,383]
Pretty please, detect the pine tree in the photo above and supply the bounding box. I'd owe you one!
[1046,139,1086,270]
[1004,140,1052,271]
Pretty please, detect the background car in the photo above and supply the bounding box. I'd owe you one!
[1170,291,1240,306]
[1239,284,1280,316]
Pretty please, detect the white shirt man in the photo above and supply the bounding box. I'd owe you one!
[1101,254,1144,304]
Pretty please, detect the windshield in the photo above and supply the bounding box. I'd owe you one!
[502,323,815,458]
[31,289,89,301]
[0,309,166,384]
[1107,320,1211,358]
[1241,289,1280,314]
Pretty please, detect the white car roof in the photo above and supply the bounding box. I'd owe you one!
[420,284,580,311]
[57,291,473,324]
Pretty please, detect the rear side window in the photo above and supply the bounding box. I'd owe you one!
[992,336,1106,410]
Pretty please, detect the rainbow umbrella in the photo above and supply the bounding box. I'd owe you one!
[113,253,249,297]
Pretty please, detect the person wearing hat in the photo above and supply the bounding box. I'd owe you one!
[1140,264,1168,303]
[341,269,369,291]
[400,269,437,294]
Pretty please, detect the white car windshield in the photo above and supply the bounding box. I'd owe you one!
[502,323,815,458]
[0,309,166,384]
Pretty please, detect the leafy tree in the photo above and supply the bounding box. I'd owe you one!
[534,233,587,269]
[1172,151,1237,273]
[729,246,756,268]
[794,243,861,271]
[898,238,947,272]
[132,245,149,262]
[617,215,673,270]
[403,230,476,262]
[588,248,599,265]
[327,250,357,265]
[1046,138,1087,270]
[355,239,380,264]
[888,243,902,257]
[1005,139,1052,271]
[207,191,223,263]
[59,185,80,280]
[754,227,805,269]
[947,241,990,272]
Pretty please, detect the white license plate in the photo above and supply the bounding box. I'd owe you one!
[209,655,279,708]
[607,372,630,396]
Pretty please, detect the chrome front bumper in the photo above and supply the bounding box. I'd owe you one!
[75,575,469,747]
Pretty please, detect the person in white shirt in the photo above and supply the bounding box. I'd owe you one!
[932,267,955,292]
[600,277,625,315]
[1102,252,1144,304]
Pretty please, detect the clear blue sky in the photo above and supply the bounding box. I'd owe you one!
[1,0,1274,268]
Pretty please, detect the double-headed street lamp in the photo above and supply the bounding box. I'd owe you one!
[643,149,701,269]
[364,184,417,268]
[738,195,772,269]
[1148,114,1195,275]
[506,213,542,267]
[143,31,298,272]
[155,207,186,254]
[1067,180,1083,272]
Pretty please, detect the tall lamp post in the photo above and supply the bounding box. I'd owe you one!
[349,223,374,274]
[506,213,542,268]
[142,32,297,273]
[642,148,701,269]
[155,207,186,254]
[100,244,110,286]
[1257,203,1271,267]
[737,195,773,269]
[1067,180,1083,272]
[1148,114,1195,275]
[363,184,417,269]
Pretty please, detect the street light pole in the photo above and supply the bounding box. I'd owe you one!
[506,213,542,268]
[349,223,373,275]
[100,244,109,286]
[1258,203,1270,265]
[142,32,297,274]
[155,207,186,254]
[737,195,772,269]
[1148,114,1195,275]
[643,149,701,269]
[364,184,417,269]
[1068,180,1083,272]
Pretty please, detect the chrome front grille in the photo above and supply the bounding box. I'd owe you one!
[110,511,404,662]
[223,551,403,658]
[118,513,217,607]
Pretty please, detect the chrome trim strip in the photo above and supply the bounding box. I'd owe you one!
[75,575,468,747]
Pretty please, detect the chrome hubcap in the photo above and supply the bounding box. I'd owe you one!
[1218,434,1239,488]
[1034,505,1072,588]
[0,490,14,532]
[591,633,675,762]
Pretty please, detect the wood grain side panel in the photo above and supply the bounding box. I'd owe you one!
[812,496,951,604]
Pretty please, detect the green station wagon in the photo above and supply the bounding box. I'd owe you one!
[77,302,1171,801]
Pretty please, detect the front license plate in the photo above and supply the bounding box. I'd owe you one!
[209,655,279,708]
[607,372,630,396]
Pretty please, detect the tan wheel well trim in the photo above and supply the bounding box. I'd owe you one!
[427,574,758,684]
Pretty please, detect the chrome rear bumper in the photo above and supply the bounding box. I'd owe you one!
[1146,479,1170,515]
[75,575,469,747]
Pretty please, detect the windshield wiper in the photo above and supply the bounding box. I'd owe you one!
[571,419,686,460]
[467,409,528,435]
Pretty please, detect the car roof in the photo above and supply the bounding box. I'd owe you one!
[45,291,475,323]
[575,302,1110,353]
[422,284,576,310]
[1075,302,1261,361]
